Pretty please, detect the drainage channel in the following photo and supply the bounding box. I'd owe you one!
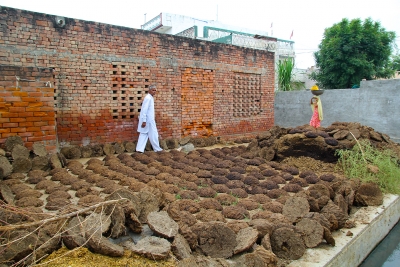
[359,219,400,267]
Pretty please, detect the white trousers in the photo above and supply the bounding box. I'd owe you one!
[136,122,162,152]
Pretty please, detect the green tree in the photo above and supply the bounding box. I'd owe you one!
[310,18,396,89]
[391,54,400,71]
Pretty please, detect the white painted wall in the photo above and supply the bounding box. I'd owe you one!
[158,13,270,37]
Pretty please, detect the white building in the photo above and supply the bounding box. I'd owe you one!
[142,13,296,88]
[293,67,317,90]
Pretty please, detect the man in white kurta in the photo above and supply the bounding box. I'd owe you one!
[136,85,163,153]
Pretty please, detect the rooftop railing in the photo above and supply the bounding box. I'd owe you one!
[175,26,198,38]
[141,13,162,31]
[202,27,294,55]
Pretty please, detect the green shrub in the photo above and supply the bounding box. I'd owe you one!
[335,140,400,194]
[277,58,295,91]
[277,58,305,91]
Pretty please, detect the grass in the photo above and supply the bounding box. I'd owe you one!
[277,58,294,91]
[197,183,208,188]
[277,58,305,91]
[228,193,239,205]
[243,214,250,222]
[335,139,400,194]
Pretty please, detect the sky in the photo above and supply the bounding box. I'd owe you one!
[0,0,399,69]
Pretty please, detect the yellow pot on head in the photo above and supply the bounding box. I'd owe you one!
[311,85,319,91]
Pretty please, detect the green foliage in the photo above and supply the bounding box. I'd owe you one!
[175,194,181,200]
[243,214,250,222]
[390,53,400,71]
[311,18,396,89]
[198,183,208,188]
[230,193,239,205]
[277,58,294,91]
[292,80,306,91]
[277,58,305,91]
[335,140,400,194]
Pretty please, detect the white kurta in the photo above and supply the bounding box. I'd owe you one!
[136,93,162,152]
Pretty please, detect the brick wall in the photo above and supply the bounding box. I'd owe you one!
[0,6,275,149]
[0,65,57,152]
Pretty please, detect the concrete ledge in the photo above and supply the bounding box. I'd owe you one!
[288,194,400,267]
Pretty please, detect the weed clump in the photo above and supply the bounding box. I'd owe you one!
[336,140,400,194]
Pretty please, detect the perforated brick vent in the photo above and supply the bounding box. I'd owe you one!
[110,64,151,120]
[233,73,262,117]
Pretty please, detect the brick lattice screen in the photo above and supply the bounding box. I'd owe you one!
[233,72,262,117]
[110,64,151,120]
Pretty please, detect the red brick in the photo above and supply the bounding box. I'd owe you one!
[0,92,12,97]
[26,126,41,132]
[28,92,43,97]
[1,133,18,138]
[32,131,44,137]
[17,112,34,117]
[26,117,43,122]
[10,118,26,123]
[41,126,55,131]
[33,112,48,117]
[42,135,56,141]
[12,91,28,97]
[19,122,35,127]
[35,20,49,27]
[34,121,48,127]
[40,88,54,93]
[18,132,33,137]
[8,107,26,113]
[25,107,41,112]
[2,122,18,127]
[27,102,44,107]
[11,102,29,107]
[21,97,38,102]
[3,97,20,102]
[40,106,55,113]
[10,127,26,133]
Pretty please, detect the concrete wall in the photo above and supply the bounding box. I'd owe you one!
[274,79,400,143]
[0,6,275,150]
